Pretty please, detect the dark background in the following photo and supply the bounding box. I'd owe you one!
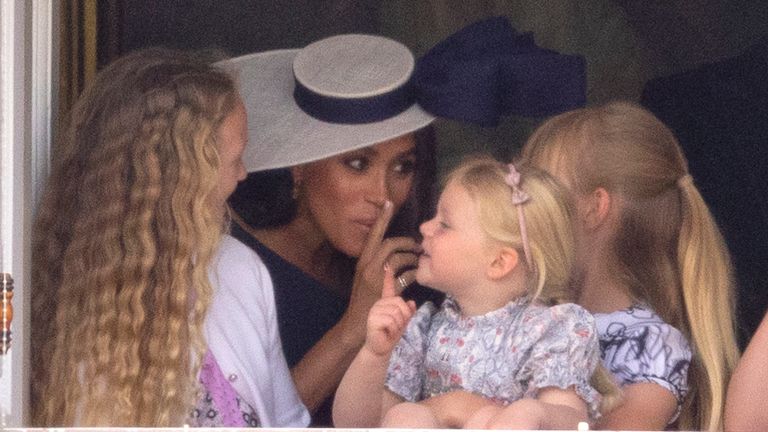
[98,0,768,345]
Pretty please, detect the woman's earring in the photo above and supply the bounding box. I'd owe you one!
[291,166,303,201]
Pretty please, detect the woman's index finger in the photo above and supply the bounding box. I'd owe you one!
[359,200,393,261]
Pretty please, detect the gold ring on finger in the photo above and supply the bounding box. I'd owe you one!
[397,275,408,290]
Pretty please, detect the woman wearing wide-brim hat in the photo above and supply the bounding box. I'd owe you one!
[207,17,587,426]
[212,33,438,427]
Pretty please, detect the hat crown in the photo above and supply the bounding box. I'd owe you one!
[293,34,414,98]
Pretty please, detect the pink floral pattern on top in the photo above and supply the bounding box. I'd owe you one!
[189,350,260,427]
[385,297,603,419]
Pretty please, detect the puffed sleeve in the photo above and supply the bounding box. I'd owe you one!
[518,303,602,419]
[206,235,311,427]
[385,301,437,401]
[601,314,692,407]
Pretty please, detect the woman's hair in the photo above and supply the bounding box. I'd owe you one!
[521,100,739,431]
[31,47,240,426]
[447,155,623,414]
[229,125,438,239]
[446,156,575,304]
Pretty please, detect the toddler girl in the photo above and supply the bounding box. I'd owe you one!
[333,156,617,429]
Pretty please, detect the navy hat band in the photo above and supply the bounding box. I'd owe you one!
[293,76,416,124]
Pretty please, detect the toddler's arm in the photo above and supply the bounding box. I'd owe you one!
[420,391,500,428]
[332,265,416,427]
[381,391,499,428]
[595,382,676,430]
[464,386,588,430]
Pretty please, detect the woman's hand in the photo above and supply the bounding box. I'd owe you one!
[291,200,421,414]
[364,265,416,357]
[341,200,421,347]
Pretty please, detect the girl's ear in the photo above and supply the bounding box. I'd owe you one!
[582,187,612,230]
[487,246,519,280]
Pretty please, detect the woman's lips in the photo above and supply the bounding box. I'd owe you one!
[355,218,376,227]
[353,219,377,234]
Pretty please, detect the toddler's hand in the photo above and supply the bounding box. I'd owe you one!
[343,200,420,346]
[364,264,416,357]
[464,398,545,430]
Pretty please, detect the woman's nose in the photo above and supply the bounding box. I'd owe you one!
[366,170,390,206]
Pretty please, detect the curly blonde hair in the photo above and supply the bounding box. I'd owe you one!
[31,47,239,426]
[521,101,739,431]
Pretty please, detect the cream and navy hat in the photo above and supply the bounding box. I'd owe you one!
[220,17,588,173]
[219,34,434,172]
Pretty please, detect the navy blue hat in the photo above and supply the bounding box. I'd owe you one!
[414,16,587,126]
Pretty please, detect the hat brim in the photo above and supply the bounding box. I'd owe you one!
[221,50,435,172]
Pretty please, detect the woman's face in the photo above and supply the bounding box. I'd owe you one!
[294,133,417,257]
[214,100,248,212]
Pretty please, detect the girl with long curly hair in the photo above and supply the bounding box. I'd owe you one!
[30,47,255,426]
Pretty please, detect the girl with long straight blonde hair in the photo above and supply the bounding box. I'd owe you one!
[521,101,739,431]
[31,47,248,426]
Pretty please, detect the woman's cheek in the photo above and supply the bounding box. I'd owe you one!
[390,177,414,210]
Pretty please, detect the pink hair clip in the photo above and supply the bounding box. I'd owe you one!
[504,164,530,205]
[505,164,532,270]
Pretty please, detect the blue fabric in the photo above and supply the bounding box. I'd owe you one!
[230,223,346,369]
[414,16,586,126]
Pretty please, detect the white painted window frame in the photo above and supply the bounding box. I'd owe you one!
[0,0,58,426]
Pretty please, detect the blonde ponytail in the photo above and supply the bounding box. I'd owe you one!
[676,179,740,431]
[521,101,740,431]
